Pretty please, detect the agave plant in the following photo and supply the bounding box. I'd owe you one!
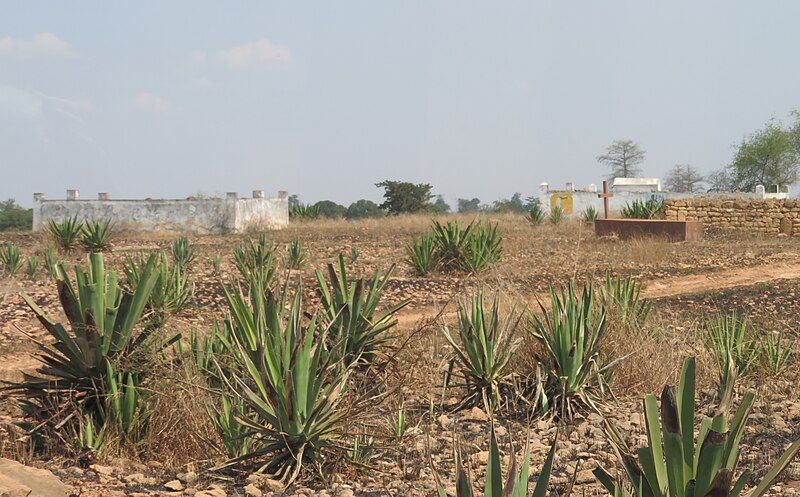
[25,256,39,280]
[760,331,792,375]
[529,281,610,418]
[214,283,355,482]
[211,254,222,276]
[80,219,114,252]
[406,235,439,275]
[704,313,760,396]
[602,273,652,327]
[171,236,196,269]
[434,425,560,497]
[316,254,410,366]
[549,206,563,225]
[462,223,502,273]
[621,198,663,219]
[47,216,83,253]
[0,242,22,276]
[43,245,59,279]
[289,204,320,220]
[348,246,360,264]
[3,253,169,451]
[124,251,193,328]
[286,240,307,270]
[442,292,522,411]
[429,220,502,274]
[527,201,545,225]
[583,206,599,222]
[594,357,800,497]
[233,233,276,287]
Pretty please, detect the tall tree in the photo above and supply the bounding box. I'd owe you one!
[727,121,798,192]
[706,168,733,192]
[664,164,705,193]
[430,194,450,214]
[375,180,433,214]
[596,139,646,179]
[457,198,481,213]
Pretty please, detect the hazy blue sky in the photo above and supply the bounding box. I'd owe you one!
[2,2,799,207]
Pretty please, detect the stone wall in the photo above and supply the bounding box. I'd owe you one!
[32,190,289,234]
[663,197,800,235]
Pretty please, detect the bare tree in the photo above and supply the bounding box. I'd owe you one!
[664,164,705,193]
[596,139,646,179]
[706,168,733,192]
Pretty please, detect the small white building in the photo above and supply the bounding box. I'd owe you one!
[611,177,661,193]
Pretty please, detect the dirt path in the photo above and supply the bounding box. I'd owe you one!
[398,258,800,326]
[643,259,800,299]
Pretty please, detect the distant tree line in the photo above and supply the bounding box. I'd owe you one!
[0,199,33,232]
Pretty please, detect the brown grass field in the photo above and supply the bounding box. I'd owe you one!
[1,214,800,496]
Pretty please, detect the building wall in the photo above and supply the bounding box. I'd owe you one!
[32,192,289,234]
[535,190,760,218]
[663,197,800,235]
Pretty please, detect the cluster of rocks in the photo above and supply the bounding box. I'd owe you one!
[663,198,800,235]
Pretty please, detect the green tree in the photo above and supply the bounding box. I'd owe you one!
[492,192,527,213]
[313,200,346,219]
[597,139,646,179]
[288,194,300,208]
[0,199,33,231]
[429,195,450,214]
[664,164,705,193]
[457,198,481,213]
[706,168,733,192]
[345,199,384,219]
[375,180,433,214]
[728,121,798,192]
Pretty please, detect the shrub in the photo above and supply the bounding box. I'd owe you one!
[233,233,276,287]
[80,219,114,252]
[286,239,307,269]
[704,312,759,395]
[313,200,346,219]
[345,199,384,220]
[4,253,169,453]
[406,235,439,275]
[582,206,598,222]
[48,216,83,253]
[549,205,563,225]
[621,197,663,219]
[527,201,545,224]
[442,292,522,411]
[316,254,409,366]
[213,283,356,481]
[594,357,800,497]
[529,281,609,418]
[211,254,222,276]
[0,243,22,276]
[171,236,196,269]
[433,425,558,497]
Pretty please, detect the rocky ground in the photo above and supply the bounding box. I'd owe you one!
[2,215,800,496]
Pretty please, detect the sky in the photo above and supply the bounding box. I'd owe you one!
[2,2,800,208]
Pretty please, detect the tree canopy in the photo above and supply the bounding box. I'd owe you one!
[345,199,384,219]
[664,164,705,193]
[313,200,346,219]
[597,139,646,179]
[727,121,798,192]
[375,180,434,215]
[0,199,32,231]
